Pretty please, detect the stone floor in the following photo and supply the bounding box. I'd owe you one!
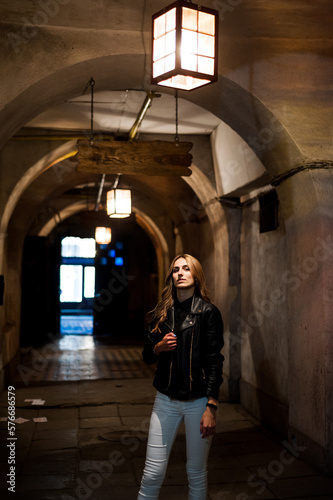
[0,335,333,500]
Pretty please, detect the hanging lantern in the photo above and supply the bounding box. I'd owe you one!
[106,189,132,218]
[95,227,112,245]
[152,0,218,91]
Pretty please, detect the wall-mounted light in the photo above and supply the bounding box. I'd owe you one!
[152,0,218,91]
[95,227,112,245]
[106,188,132,218]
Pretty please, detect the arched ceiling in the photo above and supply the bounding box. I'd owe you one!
[0,0,331,158]
[0,0,332,248]
[9,153,205,241]
[24,91,221,136]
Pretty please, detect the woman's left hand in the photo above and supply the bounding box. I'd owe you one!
[200,408,216,438]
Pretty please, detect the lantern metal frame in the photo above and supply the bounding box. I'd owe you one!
[151,0,219,91]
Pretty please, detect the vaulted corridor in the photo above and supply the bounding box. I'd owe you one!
[1,1,333,498]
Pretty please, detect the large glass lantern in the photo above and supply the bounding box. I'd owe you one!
[152,0,218,91]
[106,189,132,218]
[95,227,112,245]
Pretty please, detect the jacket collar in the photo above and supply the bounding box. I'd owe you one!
[190,295,203,315]
[165,294,203,333]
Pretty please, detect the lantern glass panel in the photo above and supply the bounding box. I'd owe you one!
[154,31,176,62]
[159,75,210,91]
[153,58,165,78]
[198,55,214,75]
[181,52,197,71]
[198,33,215,57]
[166,8,176,31]
[166,30,176,54]
[107,190,115,214]
[165,53,176,72]
[153,35,165,61]
[153,54,175,78]
[198,11,215,35]
[154,13,166,39]
[181,29,197,55]
[182,7,197,31]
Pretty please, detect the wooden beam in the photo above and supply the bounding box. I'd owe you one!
[76,140,193,176]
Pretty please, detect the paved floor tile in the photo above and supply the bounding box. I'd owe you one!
[216,420,259,434]
[39,408,79,421]
[284,497,333,500]
[209,466,255,484]
[79,416,122,428]
[1,338,332,500]
[17,474,76,492]
[79,404,119,418]
[21,459,77,475]
[119,404,154,417]
[208,455,245,469]
[267,475,333,498]
[16,490,75,500]
[120,415,151,428]
[37,418,78,431]
[209,482,276,499]
[159,485,189,499]
[248,458,318,480]
[33,429,77,441]
[30,437,78,453]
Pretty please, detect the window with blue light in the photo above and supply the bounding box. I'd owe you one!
[115,257,124,266]
[116,242,123,250]
[109,249,116,258]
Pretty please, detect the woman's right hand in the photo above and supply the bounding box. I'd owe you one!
[154,332,177,355]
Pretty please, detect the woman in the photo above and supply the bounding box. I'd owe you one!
[138,254,224,500]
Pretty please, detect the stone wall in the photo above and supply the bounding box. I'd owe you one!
[240,167,333,473]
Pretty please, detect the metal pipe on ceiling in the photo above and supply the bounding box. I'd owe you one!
[95,174,106,212]
[128,91,157,141]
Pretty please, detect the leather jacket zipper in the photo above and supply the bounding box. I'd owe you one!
[166,352,173,391]
[165,310,175,392]
[189,326,194,396]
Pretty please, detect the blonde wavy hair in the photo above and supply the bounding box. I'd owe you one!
[148,254,211,333]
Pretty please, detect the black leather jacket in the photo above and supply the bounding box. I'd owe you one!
[142,295,224,401]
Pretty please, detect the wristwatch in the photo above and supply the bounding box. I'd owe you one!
[206,402,218,410]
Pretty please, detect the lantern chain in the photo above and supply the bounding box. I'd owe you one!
[175,89,179,145]
[89,77,95,145]
[113,174,120,190]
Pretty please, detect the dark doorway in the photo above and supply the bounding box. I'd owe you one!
[93,217,158,341]
[20,214,158,346]
[21,235,60,346]
[54,212,158,342]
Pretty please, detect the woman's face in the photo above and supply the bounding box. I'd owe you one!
[172,257,195,290]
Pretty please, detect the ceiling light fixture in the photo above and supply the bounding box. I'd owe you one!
[152,0,218,91]
[95,226,112,245]
[106,175,132,219]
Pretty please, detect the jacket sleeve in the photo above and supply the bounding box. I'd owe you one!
[203,304,224,400]
[142,325,159,365]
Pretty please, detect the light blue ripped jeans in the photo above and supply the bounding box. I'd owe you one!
[137,391,213,500]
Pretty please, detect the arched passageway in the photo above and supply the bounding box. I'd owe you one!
[2,135,224,361]
[0,1,333,479]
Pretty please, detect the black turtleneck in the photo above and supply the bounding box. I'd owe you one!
[174,295,193,334]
